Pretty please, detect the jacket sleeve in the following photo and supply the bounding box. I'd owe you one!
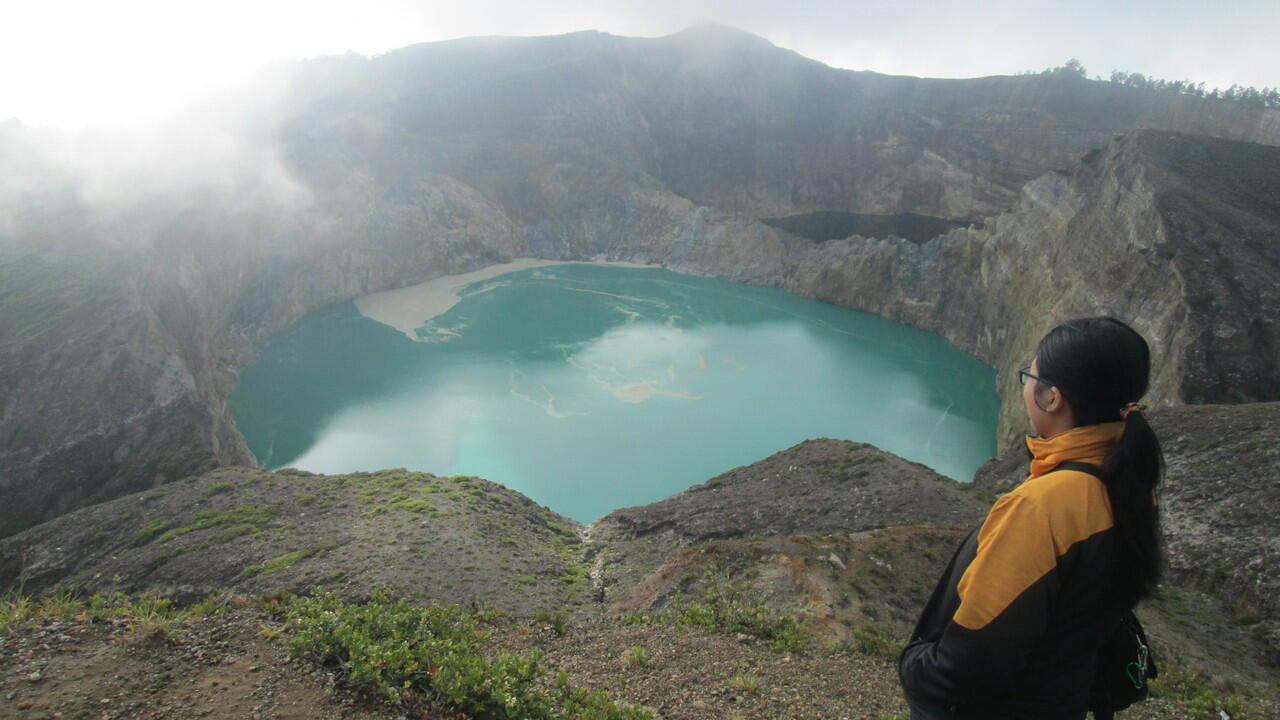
[899,492,1060,709]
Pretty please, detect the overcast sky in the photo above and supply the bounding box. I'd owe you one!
[4,0,1278,128]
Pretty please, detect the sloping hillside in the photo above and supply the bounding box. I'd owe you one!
[0,468,590,614]
[4,27,1280,536]
[6,410,1277,718]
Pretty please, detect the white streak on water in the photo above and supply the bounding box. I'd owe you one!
[925,398,954,457]
[507,365,580,418]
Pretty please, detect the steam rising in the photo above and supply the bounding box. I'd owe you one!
[0,64,311,250]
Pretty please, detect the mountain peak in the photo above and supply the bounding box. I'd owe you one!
[666,22,778,48]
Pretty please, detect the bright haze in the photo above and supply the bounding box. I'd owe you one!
[4,0,1279,129]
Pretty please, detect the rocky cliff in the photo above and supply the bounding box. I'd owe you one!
[3,25,1279,535]
[4,405,1277,709]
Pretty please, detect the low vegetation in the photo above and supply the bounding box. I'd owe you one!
[847,625,908,659]
[624,572,808,652]
[1,588,241,641]
[128,505,274,548]
[284,590,651,719]
[729,672,760,693]
[1149,660,1258,720]
[619,645,648,670]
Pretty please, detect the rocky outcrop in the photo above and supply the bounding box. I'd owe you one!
[3,26,1280,535]
[0,466,588,614]
[585,439,989,604]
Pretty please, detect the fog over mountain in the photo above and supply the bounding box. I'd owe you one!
[1,24,1278,540]
[2,24,1280,718]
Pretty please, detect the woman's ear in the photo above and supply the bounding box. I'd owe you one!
[1034,384,1062,414]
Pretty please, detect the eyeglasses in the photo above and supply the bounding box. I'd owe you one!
[1018,366,1053,387]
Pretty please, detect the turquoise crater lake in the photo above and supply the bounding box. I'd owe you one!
[229,264,998,522]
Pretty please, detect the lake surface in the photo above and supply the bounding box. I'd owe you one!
[229,264,997,522]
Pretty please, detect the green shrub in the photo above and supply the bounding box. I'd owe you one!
[284,590,648,719]
[558,687,651,720]
[390,496,435,514]
[1149,662,1255,719]
[533,609,568,638]
[620,646,648,670]
[626,571,807,651]
[729,673,760,693]
[204,481,234,497]
[0,593,34,636]
[848,625,907,659]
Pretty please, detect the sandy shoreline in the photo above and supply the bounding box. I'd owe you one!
[354,258,655,340]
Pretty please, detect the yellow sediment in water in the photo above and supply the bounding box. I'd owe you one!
[353,258,653,340]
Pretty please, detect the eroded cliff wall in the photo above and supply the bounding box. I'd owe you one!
[3,26,1279,536]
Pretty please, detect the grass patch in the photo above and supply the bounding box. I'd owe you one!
[546,520,578,539]
[204,481,234,497]
[128,520,175,548]
[624,571,807,652]
[390,496,436,514]
[1150,661,1257,719]
[240,547,329,578]
[729,673,760,694]
[1,589,236,641]
[846,625,907,659]
[620,646,648,670]
[285,590,650,719]
[533,609,568,638]
[128,506,275,548]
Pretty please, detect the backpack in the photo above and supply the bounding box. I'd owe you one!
[1088,610,1158,720]
[1053,461,1159,720]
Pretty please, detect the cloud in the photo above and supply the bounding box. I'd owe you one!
[4,1,1278,130]
[0,62,310,247]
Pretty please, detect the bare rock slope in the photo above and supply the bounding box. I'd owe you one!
[0,467,590,614]
[4,26,1280,536]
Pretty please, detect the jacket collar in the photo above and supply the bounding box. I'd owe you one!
[1024,422,1123,479]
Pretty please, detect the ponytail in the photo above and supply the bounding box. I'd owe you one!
[1035,317,1165,608]
[1100,407,1163,606]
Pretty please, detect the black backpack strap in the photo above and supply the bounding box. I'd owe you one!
[1051,460,1101,478]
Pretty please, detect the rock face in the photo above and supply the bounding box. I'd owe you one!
[585,439,988,602]
[3,24,1280,535]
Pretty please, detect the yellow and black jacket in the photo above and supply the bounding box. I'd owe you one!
[899,423,1129,719]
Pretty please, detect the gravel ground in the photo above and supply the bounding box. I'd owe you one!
[0,609,1238,720]
[0,610,391,720]
[496,617,1208,720]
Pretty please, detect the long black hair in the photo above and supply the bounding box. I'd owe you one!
[1035,317,1163,606]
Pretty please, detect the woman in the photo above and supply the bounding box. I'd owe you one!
[898,317,1163,719]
